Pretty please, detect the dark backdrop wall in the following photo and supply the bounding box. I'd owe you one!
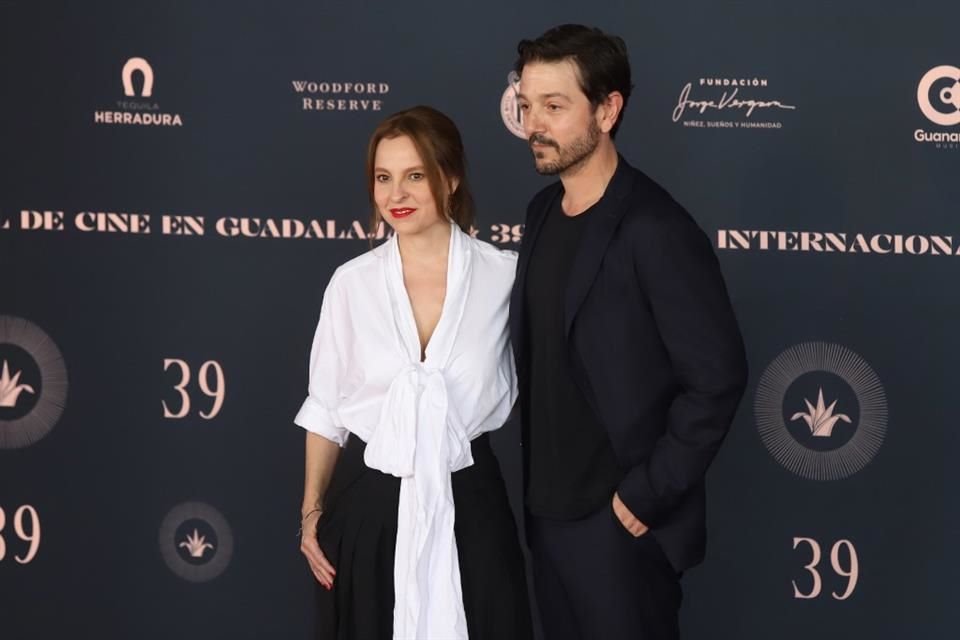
[2,1,958,638]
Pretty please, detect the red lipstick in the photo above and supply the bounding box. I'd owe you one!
[389,208,416,219]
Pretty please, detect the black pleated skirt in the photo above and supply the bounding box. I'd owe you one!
[314,432,533,640]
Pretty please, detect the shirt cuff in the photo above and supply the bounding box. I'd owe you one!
[294,396,348,446]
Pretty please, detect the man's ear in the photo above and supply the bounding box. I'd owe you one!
[597,91,624,134]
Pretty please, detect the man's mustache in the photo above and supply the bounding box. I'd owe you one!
[529,134,558,149]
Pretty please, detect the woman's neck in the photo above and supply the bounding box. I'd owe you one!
[397,221,452,265]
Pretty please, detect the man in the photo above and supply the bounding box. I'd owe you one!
[509,24,748,639]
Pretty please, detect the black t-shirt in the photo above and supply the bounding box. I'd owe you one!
[523,197,622,519]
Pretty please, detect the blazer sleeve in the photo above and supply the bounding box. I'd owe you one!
[293,275,350,446]
[617,202,748,526]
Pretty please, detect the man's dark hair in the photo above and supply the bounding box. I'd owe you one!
[515,24,634,138]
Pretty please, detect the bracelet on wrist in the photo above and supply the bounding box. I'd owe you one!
[296,507,323,540]
[301,507,323,522]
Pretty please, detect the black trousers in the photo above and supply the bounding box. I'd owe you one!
[527,503,682,640]
[315,433,533,640]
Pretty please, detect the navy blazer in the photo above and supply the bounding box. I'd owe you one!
[510,156,748,571]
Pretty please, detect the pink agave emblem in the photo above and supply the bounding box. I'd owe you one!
[0,360,35,408]
[178,529,215,558]
[791,388,852,437]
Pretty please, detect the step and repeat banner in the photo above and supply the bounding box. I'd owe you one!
[1,2,957,638]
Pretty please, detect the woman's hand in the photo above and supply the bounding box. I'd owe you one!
[300,509,336,590]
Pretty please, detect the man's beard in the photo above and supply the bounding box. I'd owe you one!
[529,119,601,176]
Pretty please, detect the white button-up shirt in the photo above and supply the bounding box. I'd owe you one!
[295,224,518,640]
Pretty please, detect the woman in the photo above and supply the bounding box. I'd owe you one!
[295,106,532,640]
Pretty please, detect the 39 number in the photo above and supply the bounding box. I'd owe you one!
[792,537,859,600]
[0,505,41,564]
[162,359,226,419]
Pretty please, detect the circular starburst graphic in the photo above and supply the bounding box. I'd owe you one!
[755,342,887,481]
[159,502,234,582]
[0,316,68,449]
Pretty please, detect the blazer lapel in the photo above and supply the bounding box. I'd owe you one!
[510,184,562,372]
[564,156,637,338]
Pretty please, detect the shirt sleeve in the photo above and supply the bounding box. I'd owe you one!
[293,275,350,446]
